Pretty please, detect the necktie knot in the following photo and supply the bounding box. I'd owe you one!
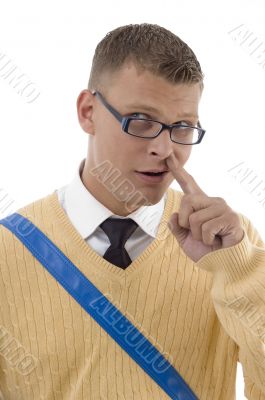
[99,218,138,269]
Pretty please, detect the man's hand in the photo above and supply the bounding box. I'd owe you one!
[166,153,245,263]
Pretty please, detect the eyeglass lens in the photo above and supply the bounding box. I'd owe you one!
[127,119,199,144]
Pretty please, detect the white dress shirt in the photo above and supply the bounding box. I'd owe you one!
[56,158,167,261]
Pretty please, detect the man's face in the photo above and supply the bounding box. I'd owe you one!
[77,62,202,216]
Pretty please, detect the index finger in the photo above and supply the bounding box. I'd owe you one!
[166,153,206,195]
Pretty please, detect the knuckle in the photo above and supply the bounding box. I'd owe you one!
[179,216,188,228]
[213,196,226,204]
[201,230,210,244]
[228,211,239,223]
[202,223,209,233]
[189,213,199,224]
[182,193,192,203]
[204,237,212,246]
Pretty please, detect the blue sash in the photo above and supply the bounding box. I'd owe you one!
[0,212,198,400]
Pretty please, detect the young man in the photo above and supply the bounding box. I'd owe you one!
[0,23,264,399]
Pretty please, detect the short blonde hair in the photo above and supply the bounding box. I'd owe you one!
[87,23,204,92]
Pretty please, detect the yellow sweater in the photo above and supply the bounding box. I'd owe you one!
[0,187,264,400]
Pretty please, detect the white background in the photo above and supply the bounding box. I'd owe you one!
[1,0,265,398]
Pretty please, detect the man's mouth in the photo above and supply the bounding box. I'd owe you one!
[134,170,169,183]
[136,169,169,176]
[137,171,165,176]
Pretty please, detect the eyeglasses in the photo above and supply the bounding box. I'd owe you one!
[92,90,206,145]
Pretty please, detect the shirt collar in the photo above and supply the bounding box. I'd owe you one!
[63,158,167,239]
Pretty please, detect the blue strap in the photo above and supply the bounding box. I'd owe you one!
[0,213,198,400]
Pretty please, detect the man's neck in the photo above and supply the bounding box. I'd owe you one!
[80,170,142,216]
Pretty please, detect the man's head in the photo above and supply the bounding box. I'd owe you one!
[77,23,204,216]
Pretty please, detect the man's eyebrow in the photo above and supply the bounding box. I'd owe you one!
[125,103,198,120]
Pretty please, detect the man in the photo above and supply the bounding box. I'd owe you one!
[0,23,264,399]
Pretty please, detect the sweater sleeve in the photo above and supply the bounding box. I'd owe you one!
[196,212,265,399]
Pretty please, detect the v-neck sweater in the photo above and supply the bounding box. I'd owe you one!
[0,187,264,399]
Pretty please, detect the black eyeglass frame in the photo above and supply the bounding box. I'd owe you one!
[92,90,206,145]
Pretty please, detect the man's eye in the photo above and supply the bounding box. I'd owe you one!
[131,112,149,119]
[129,114,195,126]
[174,121,192,126]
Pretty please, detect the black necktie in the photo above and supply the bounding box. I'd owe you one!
[99,218,138,269]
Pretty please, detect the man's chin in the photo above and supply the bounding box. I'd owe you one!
[126,187,166,211]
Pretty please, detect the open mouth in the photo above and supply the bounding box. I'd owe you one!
[139,171,165,176]
[135,170,169,184]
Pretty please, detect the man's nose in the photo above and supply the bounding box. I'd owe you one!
[148,127,173,154]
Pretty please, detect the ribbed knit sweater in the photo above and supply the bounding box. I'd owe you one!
[0,187,264,400]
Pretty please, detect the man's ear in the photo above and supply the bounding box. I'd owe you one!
[76,89,96,135]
